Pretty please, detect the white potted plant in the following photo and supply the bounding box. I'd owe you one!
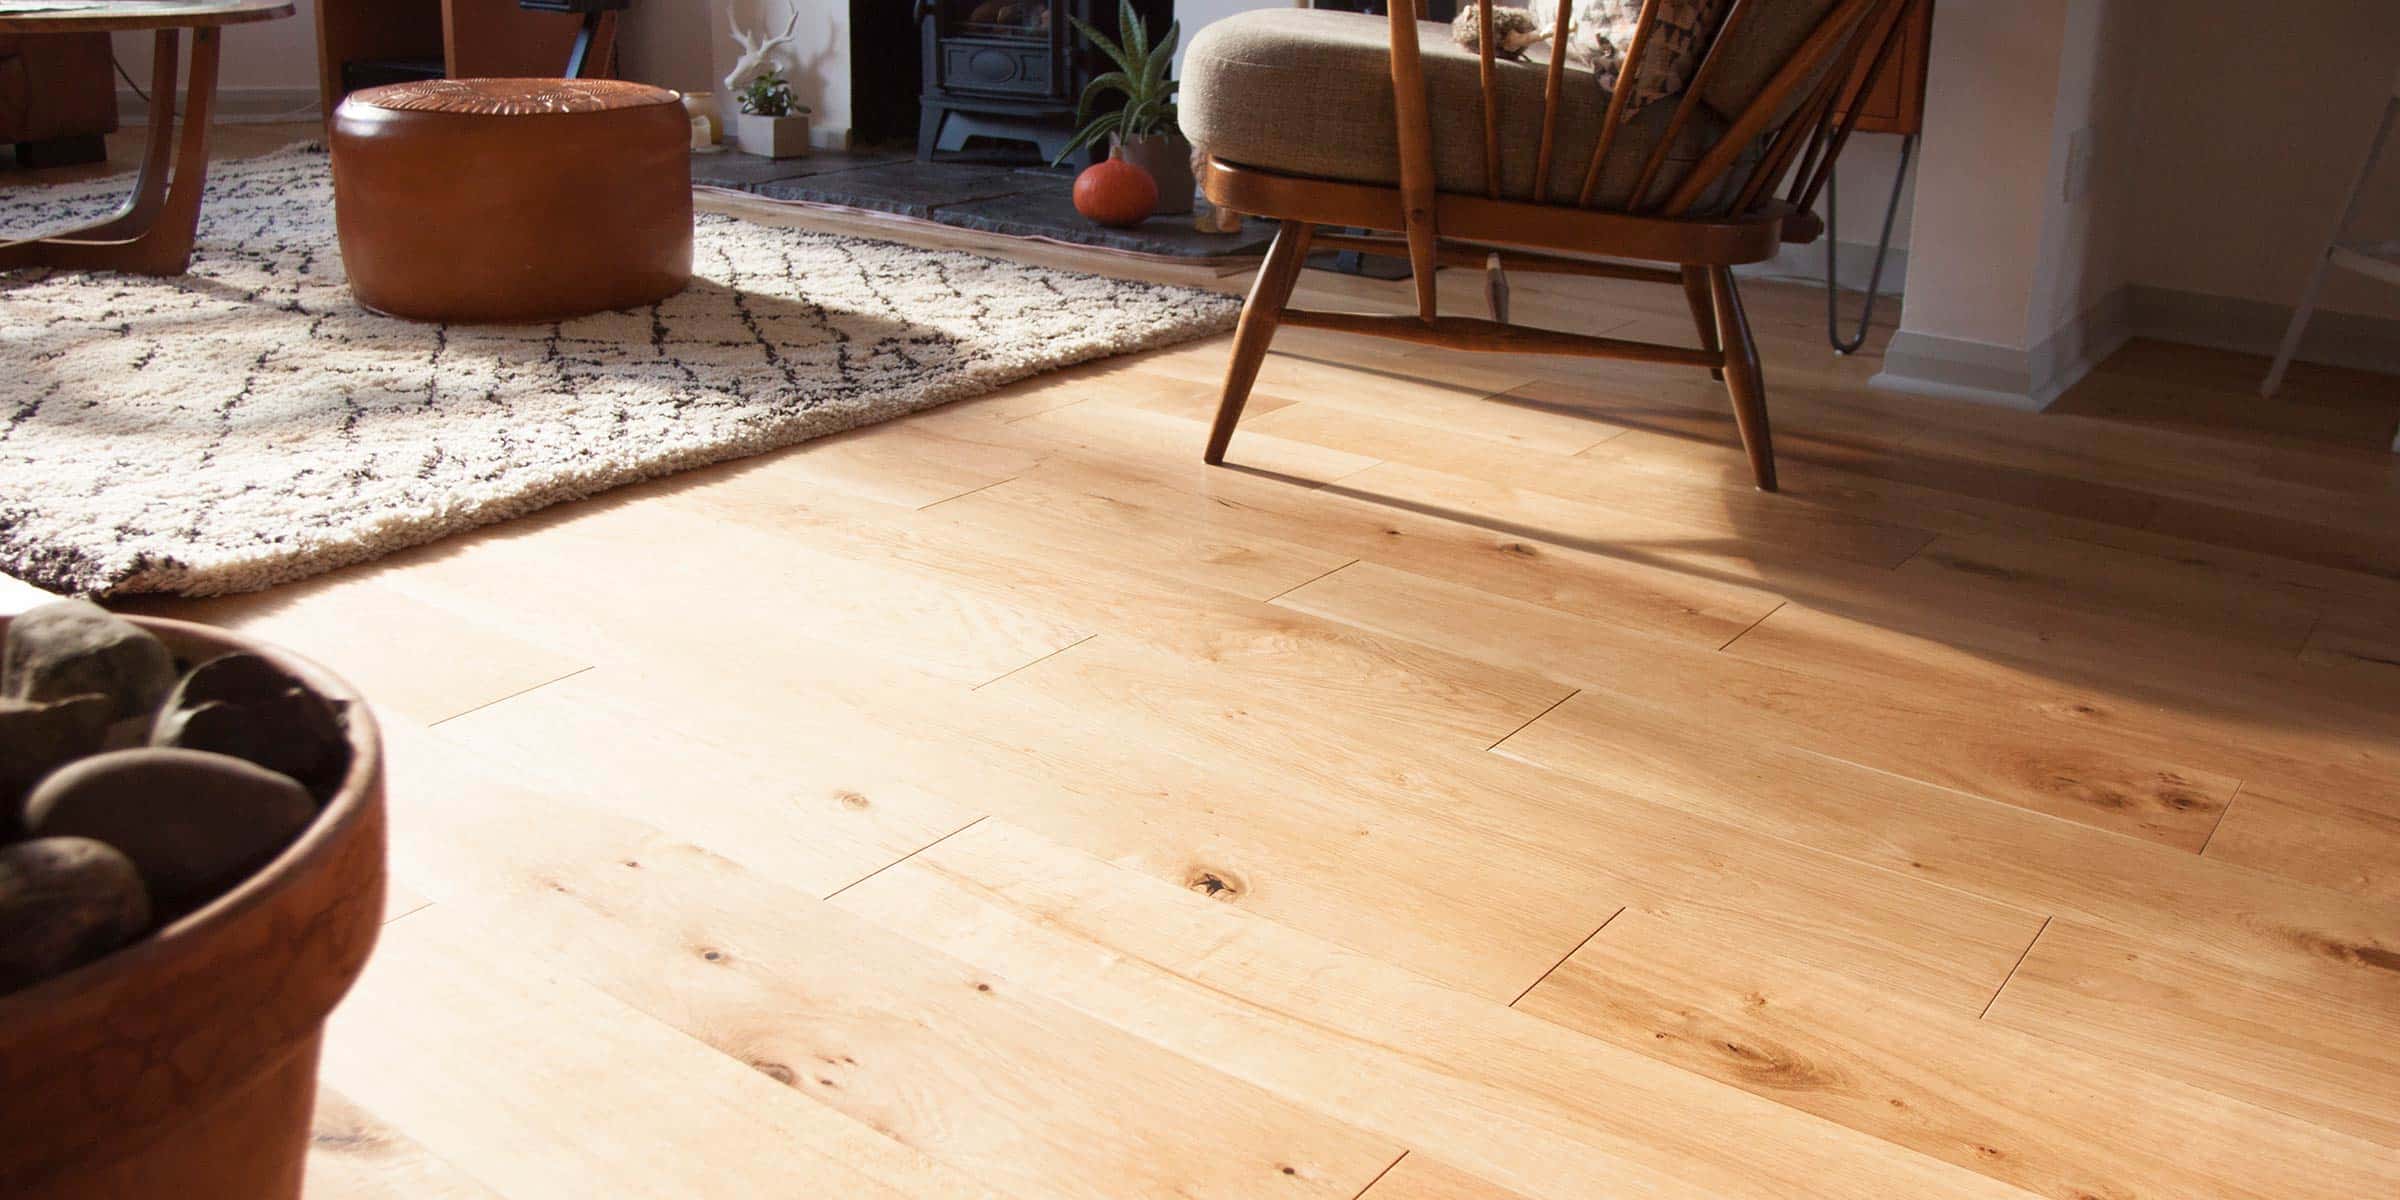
[734,70,811,160]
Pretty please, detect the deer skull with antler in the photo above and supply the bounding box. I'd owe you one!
[723,6,803,94]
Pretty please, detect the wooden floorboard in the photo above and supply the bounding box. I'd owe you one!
[12,128,2400,1200]
[836,820,2041,1200]
[1983,919,2400,1150]
[305,1089,503,1200]
[1354,1156,1539,1200]
[1282,559,2239,848]
[2204,787,2400,901]
[1517,909,2400,1200]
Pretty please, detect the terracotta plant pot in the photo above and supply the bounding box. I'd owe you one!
[1073,150,1159,228]
[1114,131,1194,215]
[0,616,386,1200]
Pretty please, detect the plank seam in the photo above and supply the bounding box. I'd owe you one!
[2293,609,2327,664]
[1261,558,1363,605]
[1887,531,1946,573]
[971,632,1099,692]
[1508,905,1625,1008]
[1482,688,1582,752]
[1978,915,2052,1020]
[1002,395,1096,424]
[823,815,991,902]
[2196,785,2245,858]
[1714,599,1788,653]
[1346,1149,1411,1200]
[913,476,1016,513]
[427,664,597,729]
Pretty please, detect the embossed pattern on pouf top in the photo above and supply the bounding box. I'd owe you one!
[346,77,681,116]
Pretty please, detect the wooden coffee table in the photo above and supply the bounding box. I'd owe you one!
[0,1,295,275]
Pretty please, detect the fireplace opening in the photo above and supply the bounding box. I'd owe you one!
[916,0,1172,166]
[954,0,1054,41]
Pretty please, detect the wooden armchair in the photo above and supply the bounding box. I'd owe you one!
[1181,0,1916,491]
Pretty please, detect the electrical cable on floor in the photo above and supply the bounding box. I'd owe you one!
[113,53,150,106]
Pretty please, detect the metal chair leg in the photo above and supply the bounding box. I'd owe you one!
[1825,133,1915,356]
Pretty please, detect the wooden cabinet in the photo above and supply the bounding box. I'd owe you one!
[1839,0,1932,136]
[0,31,118,166]
[313,0,615,119]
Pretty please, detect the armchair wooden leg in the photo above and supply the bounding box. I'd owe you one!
[1485,252,1510,325]
[1681,265,1724,380]
[1707,266,1778,492]
[1205,219,1315,465]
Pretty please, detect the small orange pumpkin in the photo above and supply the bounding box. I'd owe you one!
[1073,151,1158,228]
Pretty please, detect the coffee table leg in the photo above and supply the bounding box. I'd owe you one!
[0,26,221,276]
[77,28,185,240]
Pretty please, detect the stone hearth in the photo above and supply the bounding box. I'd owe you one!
[692,149,1275,260]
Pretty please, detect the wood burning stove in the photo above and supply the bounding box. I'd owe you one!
[916,0,1172,164]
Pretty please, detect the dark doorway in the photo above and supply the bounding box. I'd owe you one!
[848,1,924,146]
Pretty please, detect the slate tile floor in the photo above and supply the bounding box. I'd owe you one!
[691,145,1276,259]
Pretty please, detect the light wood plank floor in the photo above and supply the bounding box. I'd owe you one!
[10,131,2400,1199]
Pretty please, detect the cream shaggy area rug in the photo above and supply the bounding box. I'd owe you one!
[0,148,1237,597]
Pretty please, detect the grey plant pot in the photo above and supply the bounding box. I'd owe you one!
[1115,132,1194,215]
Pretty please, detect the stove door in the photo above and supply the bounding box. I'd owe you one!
[930,0,1066,99]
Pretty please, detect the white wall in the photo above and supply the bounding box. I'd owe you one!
[2122,0,2400,323]
[1885,0,2400,402]
[112,7,322,117]
[1175,0,1290,68]
[620,0,720,96]
[2026,0,2140,340]
[705,0,851,143]
[1889,0,2070,352]
[1823,136,1915,250]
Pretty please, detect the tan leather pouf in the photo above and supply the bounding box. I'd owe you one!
[330,78,693,324]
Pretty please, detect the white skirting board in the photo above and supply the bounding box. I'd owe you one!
[115,87,321,126]
[1873,283,2400,418]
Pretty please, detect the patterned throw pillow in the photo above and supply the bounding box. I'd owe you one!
[1575,0,1732,115]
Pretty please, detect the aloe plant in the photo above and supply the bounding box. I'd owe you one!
[1053,0,1181,166]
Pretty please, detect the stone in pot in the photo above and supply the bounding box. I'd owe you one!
[23,748,316,916]
[0,611,385,1200]
[152,653,351,796]
[2,599,176,721]
[0,693,112,832]
[0,837,152,995]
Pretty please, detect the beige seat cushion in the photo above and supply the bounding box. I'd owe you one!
[1181,9,1742,213]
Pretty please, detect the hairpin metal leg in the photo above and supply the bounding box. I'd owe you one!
[564,8,603,77]
[1826,133,1915,356]
[552,7,609,78]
